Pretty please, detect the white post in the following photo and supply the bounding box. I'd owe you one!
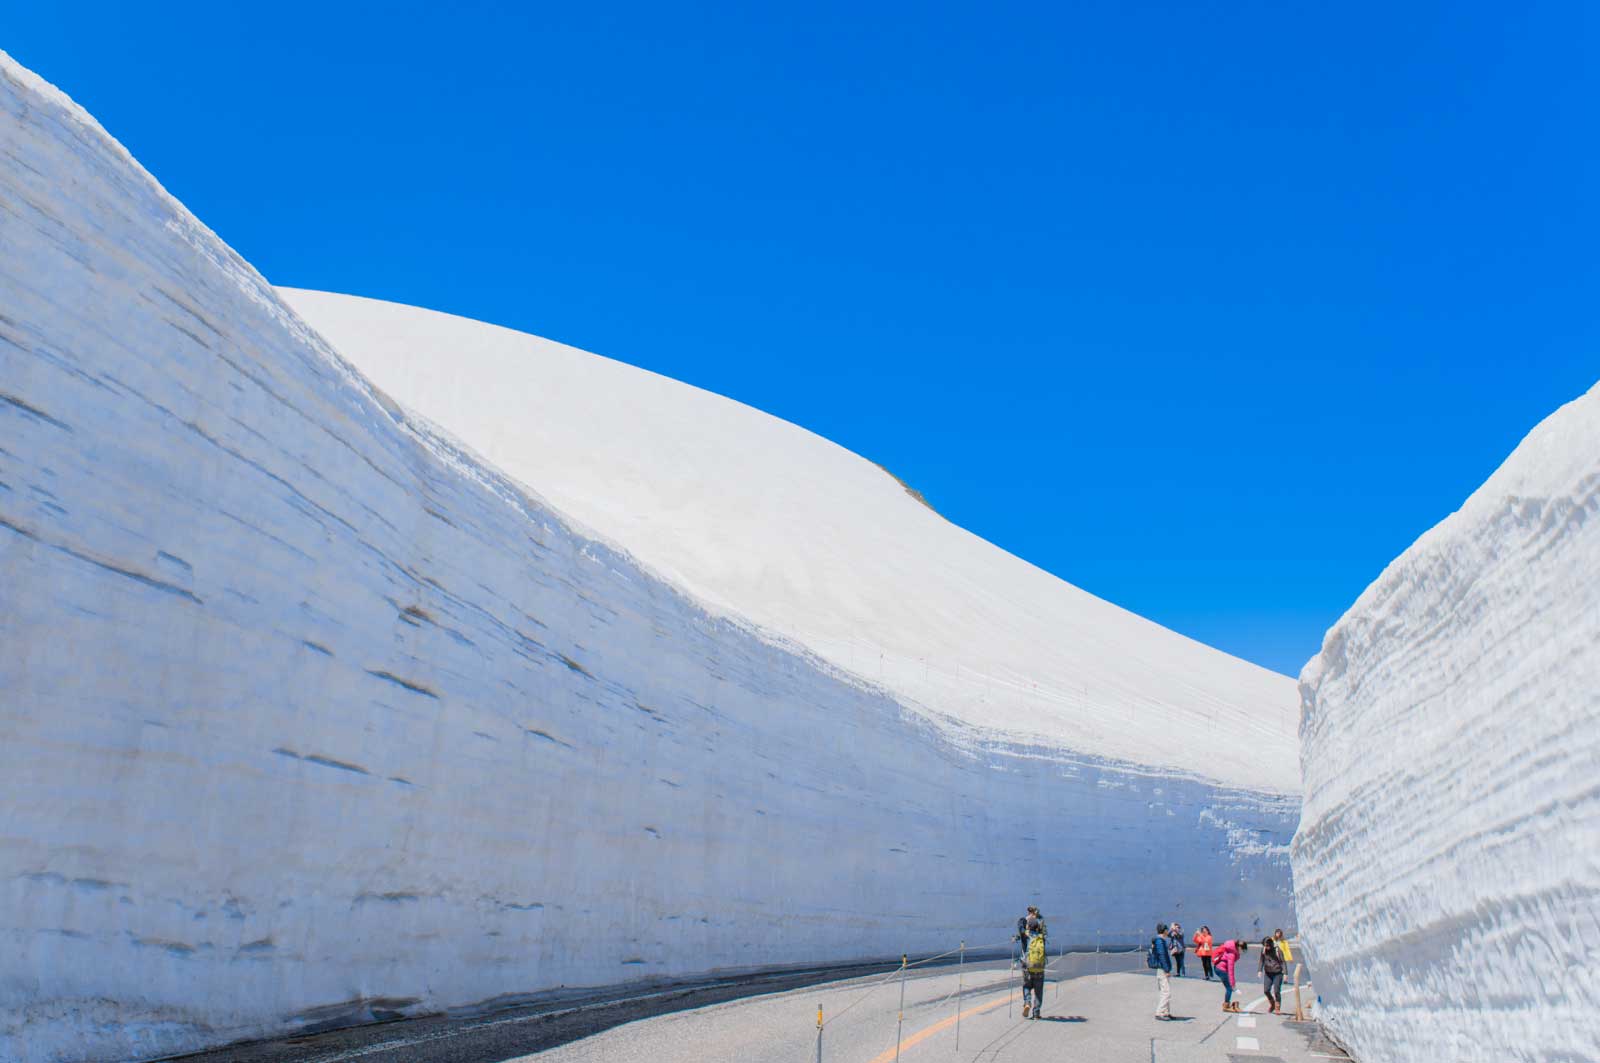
[815,1004,823,1063]
[955,941,965,1049]
[894,954,908,1062]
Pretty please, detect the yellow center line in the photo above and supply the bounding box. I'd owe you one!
[864,982,1020,1063]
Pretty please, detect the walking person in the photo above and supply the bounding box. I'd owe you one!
[1014,905,1041,965]
[1260,935,1285,1013]
[1212,936,1247,1012]
[1021,915,1047,1019]
[1168,922,1187,978]
[1149,922,1174,1019]
[1195,926,1214,980]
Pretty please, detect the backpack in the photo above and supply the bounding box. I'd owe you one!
[1026,934,1047,971]
[1263,946,1284,975]
[1147,938,1161,969]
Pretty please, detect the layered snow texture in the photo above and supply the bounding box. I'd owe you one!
[1,54,1294,1063]
[1295,383,1600,1063]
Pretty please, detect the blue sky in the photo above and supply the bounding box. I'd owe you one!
[10,2,1595,676]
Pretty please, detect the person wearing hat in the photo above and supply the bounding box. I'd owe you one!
[1021,914,1048,1019]
[1015,905,1041,950]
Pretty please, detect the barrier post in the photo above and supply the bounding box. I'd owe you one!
[955,940,965,1050]
[1293,962,1306,1021]
[894,954,907,1062]
[815,1004,823,1063]
[1095,930,1101,983]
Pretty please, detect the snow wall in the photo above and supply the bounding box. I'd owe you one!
[0,56,1294,1063]
[1294,382,1600,1063]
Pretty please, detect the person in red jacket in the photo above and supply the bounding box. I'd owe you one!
[1194,927,1215,980]
[1212,937,1248,1012]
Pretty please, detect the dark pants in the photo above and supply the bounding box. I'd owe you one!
[1264,970,1284,1007]
[1200,954,1214,979]
[1172,950,1186,977]
[1218,966,1235,1003]
[1023,970,1045,1013]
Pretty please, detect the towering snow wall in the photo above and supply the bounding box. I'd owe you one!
[1,55,1294,1063]
[1294,383,1600,1063]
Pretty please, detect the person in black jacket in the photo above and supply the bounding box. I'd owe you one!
[1168,922,1187,977]
[1259,935,1285,1013]
[1015,905,1040,950]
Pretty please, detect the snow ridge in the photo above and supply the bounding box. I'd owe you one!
[1294,381,1600,1063]
[280,289,1300,789]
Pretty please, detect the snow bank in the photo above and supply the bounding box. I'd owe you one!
[1294,383,1600,1063]
[0,53,1295,1062]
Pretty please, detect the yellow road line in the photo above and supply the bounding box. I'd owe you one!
[865,984,1019,1063]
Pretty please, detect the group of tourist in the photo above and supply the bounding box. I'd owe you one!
[1150,923,1296,1018]
[1011,908,1297,1024]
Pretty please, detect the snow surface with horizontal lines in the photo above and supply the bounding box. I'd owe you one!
[279,289,1299,789]
[1,52,1296,1063]
[1294,382,1600,1063]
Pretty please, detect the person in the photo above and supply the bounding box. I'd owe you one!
[1015,905,1040,961]
[1273,929,1294,965]
[1149,922,1174,1019]
[1194,926,1214,980]
[1260,935,1285,1013]
[1021,915,1047,1019]
[1212,936,1247,1012]
[1168,922,1187,978]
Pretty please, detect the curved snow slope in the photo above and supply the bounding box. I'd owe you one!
[1294,381,1600,1063]
[279,290,1298,790]
[0,54,1295,1063]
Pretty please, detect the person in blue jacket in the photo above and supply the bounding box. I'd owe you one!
[1150,922,1174,1019]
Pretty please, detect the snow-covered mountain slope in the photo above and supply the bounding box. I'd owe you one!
[1294,382,1600,1063]
[279,289,1299,790]
[0,53,1295,1063]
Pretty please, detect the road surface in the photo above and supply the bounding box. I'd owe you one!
[169,951,1341,1063]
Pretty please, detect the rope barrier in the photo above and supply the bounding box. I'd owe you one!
[817,936,1052,1030]
[815,926,1180,1032]
[810,928,1306,1057]
[818,964,911,1027]
[900,944,964,970]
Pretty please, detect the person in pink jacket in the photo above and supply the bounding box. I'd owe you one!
[1211,937,1248,1012]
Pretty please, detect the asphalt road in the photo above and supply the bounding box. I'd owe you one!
[524,953,1336,1063]
[166,951,1340,1063]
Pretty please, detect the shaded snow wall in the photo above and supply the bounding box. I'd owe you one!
[0,57,1294,1063]
[1294,383,1600,1063]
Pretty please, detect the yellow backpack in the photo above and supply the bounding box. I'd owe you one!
[1025,934,1047,971]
